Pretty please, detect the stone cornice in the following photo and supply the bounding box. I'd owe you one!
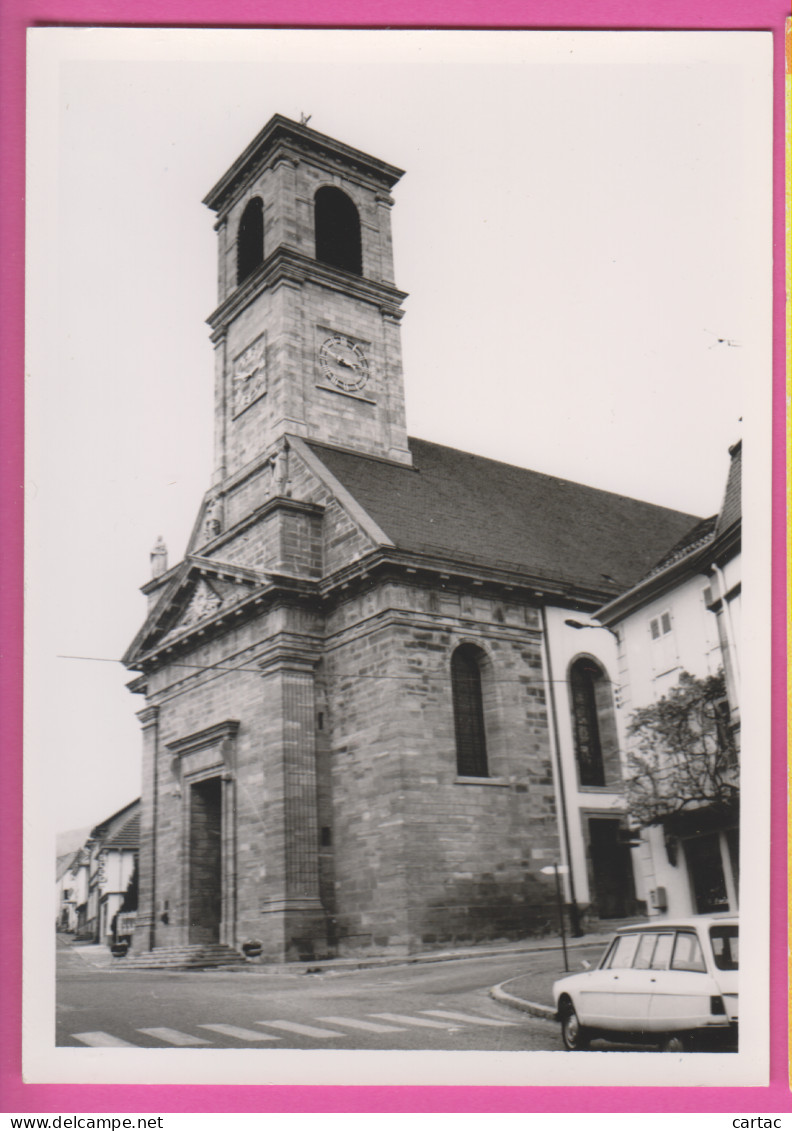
[195,497,325,560]
[136,705,160,727]
[203,114,404,214]
[256,632,323,675]
[128,538,622,674]
[127,573,320,672]
[318,547,613,611]
[207,247,408,339]
[166,719,240,758]
[141,554,264,598]
[323,606,543,655]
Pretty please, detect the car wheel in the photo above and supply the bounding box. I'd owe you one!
[559,1000,590,1051]
[660,1033,690,1053]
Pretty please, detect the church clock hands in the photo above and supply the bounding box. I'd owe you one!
[319,334,369,392]
[232,336,267,415]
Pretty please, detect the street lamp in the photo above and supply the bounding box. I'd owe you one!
[541,863,570,972]
[539,607,583,938]
[564,617,619,640]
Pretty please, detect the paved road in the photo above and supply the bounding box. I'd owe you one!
[56,945,603,1051]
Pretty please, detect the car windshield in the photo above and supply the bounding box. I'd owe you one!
[709,924,739,970]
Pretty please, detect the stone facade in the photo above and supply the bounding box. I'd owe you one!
[127,459,564,959]
[125,116,699,960]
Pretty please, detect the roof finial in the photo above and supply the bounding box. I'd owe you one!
[150,536,168,579]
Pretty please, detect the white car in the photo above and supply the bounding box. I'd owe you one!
[553,915,738,1051]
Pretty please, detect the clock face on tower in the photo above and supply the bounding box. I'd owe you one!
[318,334,370,393]
[232,335,267,416]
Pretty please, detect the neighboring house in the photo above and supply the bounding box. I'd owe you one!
[122,115,700,961]
[597,441,741,918]
[67,845,91,936]
[56,852,78,931]
[83,800,140,944]
[55,824,93,932]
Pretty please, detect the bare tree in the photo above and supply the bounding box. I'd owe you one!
[625,670,738,828]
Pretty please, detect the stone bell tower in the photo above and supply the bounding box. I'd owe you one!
[202,114,412,514]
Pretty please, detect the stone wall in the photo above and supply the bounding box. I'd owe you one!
[133,566,563,960]
[321,577,563,954]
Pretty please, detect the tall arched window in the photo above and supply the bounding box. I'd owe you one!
[451,644,489,778]
[236,197,264,285]
[569,657,620,787]
[314,187,362,275]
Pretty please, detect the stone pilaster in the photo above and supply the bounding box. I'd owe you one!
[257,637,326,958]
[282,666,320,901]
[132,704,159,953]
[220,771,237,946]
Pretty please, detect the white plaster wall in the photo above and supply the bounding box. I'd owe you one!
[612,550,740,919]
[543,606,626,908]
[618,572,722,714]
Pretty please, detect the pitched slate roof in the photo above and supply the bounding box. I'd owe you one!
[90,799,141,844]
[714,439,741,539]
[639,514,718,583]
[623,438,741,589]
[104,809,140,851]
[308,437,699,599]
[596,439,741,623]
[56,852,78,882]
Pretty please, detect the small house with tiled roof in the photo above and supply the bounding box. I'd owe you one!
[82,799,140,944]
[56,852,79,932]
[124,116,700,961]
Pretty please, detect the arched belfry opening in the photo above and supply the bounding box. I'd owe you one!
[237,197,264,285]
[314,186,362,275]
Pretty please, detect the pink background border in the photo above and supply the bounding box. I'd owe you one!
[1,0,787,1114]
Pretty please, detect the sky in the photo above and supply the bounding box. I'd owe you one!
[25,29,772,838]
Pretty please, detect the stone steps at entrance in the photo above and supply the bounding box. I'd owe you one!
[118,944,248,970]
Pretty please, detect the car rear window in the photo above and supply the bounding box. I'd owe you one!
[709,924,739,970]
[605,933,640,969]
[650,933,674,970]
[670,931,707,972]
[632,933,656,969]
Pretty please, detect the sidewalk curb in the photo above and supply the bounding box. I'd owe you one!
[226,935,609,977]
[490,980,557,1022]
[108,944,563,975]
[63,933,609,975]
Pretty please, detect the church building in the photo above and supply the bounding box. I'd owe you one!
[123,115,698,962]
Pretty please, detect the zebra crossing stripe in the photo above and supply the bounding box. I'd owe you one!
[370,1012,462,1029]
[316,1016,407,1033]
[198,1024,282,1041]
[72,1031,139,1047]
[420,1009,518,1026]
[137,1027,211,1046]
[255,1020,343,1038]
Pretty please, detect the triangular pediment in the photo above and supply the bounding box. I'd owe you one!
[123,557,266,667]
[160,578,225,643]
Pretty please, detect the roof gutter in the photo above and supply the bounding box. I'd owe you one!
[596,538,716,626]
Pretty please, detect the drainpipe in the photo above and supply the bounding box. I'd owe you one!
[712,563,740,702]
[540,605,582,937]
